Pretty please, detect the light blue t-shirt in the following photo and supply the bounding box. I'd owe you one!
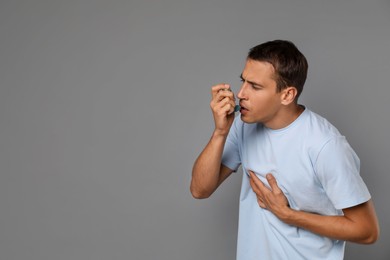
[221,107,371,260]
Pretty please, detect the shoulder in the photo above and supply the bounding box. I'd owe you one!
[301,109,348,158]
[304,108,342,141]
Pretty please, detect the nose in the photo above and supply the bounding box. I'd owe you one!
[237,83,247,100]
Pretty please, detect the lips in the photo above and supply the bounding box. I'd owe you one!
[239,103,248,111]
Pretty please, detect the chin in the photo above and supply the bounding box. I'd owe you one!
[240,115,257,124]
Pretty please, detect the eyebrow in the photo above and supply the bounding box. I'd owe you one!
[240,74,264,87]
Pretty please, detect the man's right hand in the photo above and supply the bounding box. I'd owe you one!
[210,84,237,136]
[190,83,236,199]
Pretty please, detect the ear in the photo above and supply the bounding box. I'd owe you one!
[280,87,298,105]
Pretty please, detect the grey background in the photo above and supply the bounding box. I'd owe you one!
[0,0,389,259]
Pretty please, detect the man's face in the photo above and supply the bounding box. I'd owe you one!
[237,59,284,126]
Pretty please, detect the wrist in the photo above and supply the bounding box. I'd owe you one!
[278,206,296,223]
[212,129,229,139]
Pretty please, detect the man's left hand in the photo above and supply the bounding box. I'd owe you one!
[248,170,290,219]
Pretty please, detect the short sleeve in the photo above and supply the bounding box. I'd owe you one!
[221,117,242,172]
[314,136,371,210]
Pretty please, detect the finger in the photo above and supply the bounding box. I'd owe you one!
[249,173,269,205]
[215,97,235,114]
[216,88,235,103]
[213,84,236,103]
[249,173,259,193]
[250,176,269,209]
[210,88,235,110]
[266,174,282,193]
[249,175,265,200]
[225,99,237,115]
[249,170,269,192]
[211,84,230,98]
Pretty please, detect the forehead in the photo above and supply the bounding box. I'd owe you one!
[242,59,276,82]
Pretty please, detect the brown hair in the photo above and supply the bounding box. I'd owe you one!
[248,40,308,100]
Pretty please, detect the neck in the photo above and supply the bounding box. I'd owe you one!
[265,104,305,130]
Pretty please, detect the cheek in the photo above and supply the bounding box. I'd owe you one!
[252,94,280,114]
[254,95,274,109]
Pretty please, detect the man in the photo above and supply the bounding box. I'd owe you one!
[190,40,379,259]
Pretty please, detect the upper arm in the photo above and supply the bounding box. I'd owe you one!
[342,199,380,244]
[315,137,371,210]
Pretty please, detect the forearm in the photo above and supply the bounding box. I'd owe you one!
[282,209,360,241]
[191,83,237,199]
[190,131,227,199]
[249,173,379,244]
[279,201,379,244]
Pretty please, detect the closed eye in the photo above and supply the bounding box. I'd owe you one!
[251,84,262,90]
[240,74,263,89]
